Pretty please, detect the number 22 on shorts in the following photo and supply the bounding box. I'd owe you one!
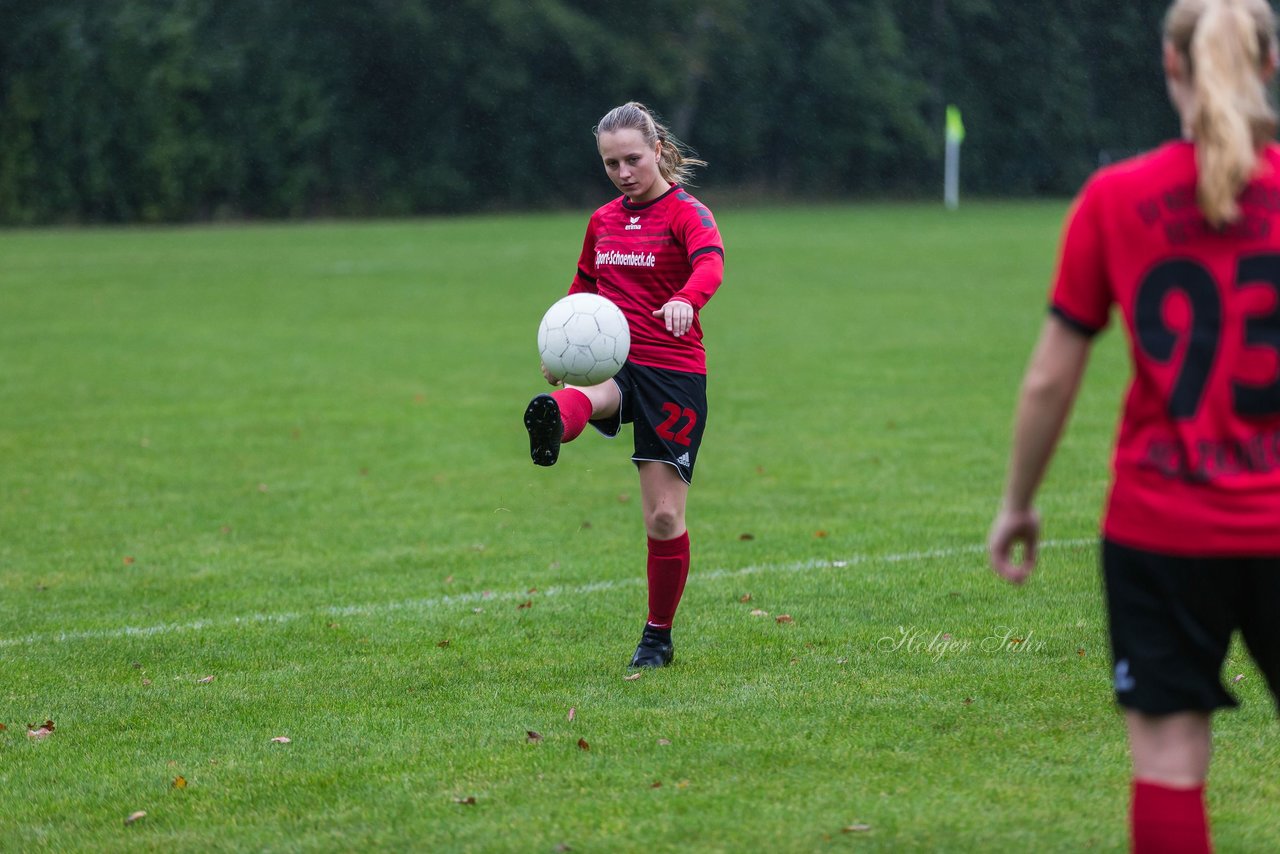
[656,402,697,446]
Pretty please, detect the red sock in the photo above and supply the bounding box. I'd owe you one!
[646,531,690,629]
[1131,779,1211,854]
[550,388,592,442]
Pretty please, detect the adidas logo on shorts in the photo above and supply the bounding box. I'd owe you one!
[1114,659,1136,692]
[675,452,691,467]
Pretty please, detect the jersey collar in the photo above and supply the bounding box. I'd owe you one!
[622,184,681,211]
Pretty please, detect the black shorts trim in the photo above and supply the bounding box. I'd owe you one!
[589,362,707,484]
[1102,538,1280,716]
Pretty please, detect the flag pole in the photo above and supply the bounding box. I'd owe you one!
[944,104,964,210]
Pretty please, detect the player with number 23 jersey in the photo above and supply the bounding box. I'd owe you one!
[1052,139,1280,556]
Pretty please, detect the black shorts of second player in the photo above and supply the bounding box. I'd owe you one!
[589,362,707,484]
[1102,538,1280,716]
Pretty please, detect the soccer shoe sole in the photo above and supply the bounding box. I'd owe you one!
[523,394,562,467]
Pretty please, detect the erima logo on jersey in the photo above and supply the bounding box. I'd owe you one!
[625,216,642,231]
[596,249,656,267]
[1114,659,1136,692]
[675,452,691,467]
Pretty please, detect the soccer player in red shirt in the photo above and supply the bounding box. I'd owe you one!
[523,102,724,668]
[989,2,1280,851]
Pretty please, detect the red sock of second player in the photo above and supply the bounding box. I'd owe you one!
[1131,778,1211,854]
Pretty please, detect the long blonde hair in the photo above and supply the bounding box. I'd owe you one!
[594,102,708,187]
[1165,0,1279,226]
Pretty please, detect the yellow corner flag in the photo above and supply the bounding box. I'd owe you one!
[945,105,965,144]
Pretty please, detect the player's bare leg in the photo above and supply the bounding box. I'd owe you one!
[629,461,690,668]
[524,380,620,466]
[1126,710,1213,853]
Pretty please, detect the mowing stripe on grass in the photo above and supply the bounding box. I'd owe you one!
[0,538,1095,649]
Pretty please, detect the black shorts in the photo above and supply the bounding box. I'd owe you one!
[1102,538,1280,715]
[589,362,707,484]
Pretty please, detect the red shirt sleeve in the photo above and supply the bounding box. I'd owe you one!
[1049,179,1112,335]
[672,250,724,310]
[671,199,725,310]
[569,216,599,295]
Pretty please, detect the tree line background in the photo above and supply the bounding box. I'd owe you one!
[0,0,1182,224]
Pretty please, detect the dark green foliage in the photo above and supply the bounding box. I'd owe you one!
[0,0,1185,222]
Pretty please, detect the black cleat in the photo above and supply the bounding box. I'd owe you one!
[629,625,674,668]
[524,394,563,467]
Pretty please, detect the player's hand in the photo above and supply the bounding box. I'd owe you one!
[987,506,1040,585]
[653,299,694,338]
[540,361,562,386]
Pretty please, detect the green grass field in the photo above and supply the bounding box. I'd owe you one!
[1,202,1276,852]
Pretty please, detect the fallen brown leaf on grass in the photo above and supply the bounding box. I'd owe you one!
[436,639,451,648]
[657,738,671,746]
[739,593,752,603]
[650,781,662,788]
[962,697,974,706]
[0,723,7,731]
[197,675,216,684]
[814,530,828,538]
[123,556,136,565]
[775,614,794,624]
[527,587,538,594]
[270,736,291,744]
[27,720,54,738]
[526,731,543,743]
[124,811,147,826]
[140,678,152,686]
[517,600,532,609]
[738,533,755,541]
[623,673,642,681]
[577,738,590,751]
[172,776,187,789]
[453,796,477,806]
[1078,648,1086,656]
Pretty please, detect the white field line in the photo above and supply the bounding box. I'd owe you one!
[0,538,1095,649]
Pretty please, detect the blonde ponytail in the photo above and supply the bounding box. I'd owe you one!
[594,102,708,187]
[1166,0,1279,227]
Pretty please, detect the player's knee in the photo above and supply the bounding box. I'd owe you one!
[645,507,683,540]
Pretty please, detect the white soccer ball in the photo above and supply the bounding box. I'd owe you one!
[537,293,630,386]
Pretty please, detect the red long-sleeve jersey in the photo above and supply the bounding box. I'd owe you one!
[570,185,724,374]
[1051,140,1280,555]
